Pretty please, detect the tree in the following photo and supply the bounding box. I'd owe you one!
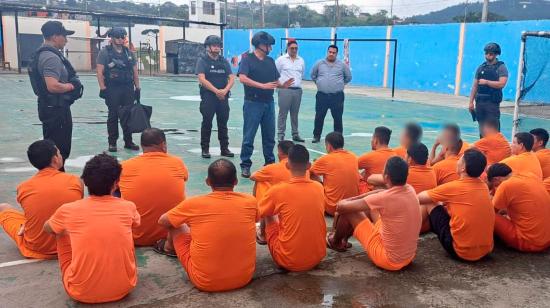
[452,11,506,23]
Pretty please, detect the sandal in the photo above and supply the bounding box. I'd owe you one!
[152,239,177,258]
[326,233,348,252]
[256,229,267,245]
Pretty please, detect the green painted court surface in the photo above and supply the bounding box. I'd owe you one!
[2,74,550,307]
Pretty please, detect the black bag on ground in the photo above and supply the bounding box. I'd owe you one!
[119,99,152,134]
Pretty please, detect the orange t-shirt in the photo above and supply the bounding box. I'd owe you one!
[432,155,460,185]
[252,158,291,201]
[427,177,495,261]
[166,191,258,292]
[259,176,326,271]
[473,133,511,165]
[16,167,83,256]
[48,196,140,303]
[393,146,407,159]
[120,152,188,246]
[364,185,421,264]
[310,149,360,215]
[501,152,543,180]
[459,141,470,155]
[544,177,550,196]
[407,165,437,193]
[358,148,397,181]
[493,174,550,248]
[534,149,550,179]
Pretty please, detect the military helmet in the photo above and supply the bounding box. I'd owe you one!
[484,42,501,55]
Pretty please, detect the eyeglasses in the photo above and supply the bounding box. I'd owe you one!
[113,35,126,39]
[289,47,298,50]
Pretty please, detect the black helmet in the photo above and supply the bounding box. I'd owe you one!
[204,35,223,47]
[251,31,275,48]
[484,42,501,55]
[108,27,127,38]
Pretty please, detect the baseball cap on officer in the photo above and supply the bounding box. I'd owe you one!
[484,42,501,55]
[251,31,275,47]
[41,21,75,38]
[204,35,223,47]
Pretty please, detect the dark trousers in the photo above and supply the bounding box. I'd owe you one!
[475,100,501,135]
[200,92,230,150]
[313,91,345,138]
[38,104,72,161]
[240,100,276,169]
[105,84,134,145]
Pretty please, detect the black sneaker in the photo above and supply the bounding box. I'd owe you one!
[293,136,305,143]
[202,149,211,159]
[124,143,140,151]
[312,137,321,143]
[108,144,117,152]
[241,167,251,178]
[220,148,234,157]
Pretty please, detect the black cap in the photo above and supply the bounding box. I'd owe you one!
[41,21,75,38]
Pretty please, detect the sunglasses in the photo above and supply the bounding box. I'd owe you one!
[289,47,298,50]
[113,35,126,39]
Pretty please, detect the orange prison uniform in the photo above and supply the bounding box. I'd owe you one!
[259,176,326,271]
[393,146,407,159]
[48,196,140,303]
[432,155,460,185]
[252,158,291,201]
[407,165,437,193]
[544,177,550,196]
[427,178,495,261]
[501,152,543,180]
[492,174,550,252]
[120,152,188,246]
[167,191,258,292]
[310,149,360,215]
[358,148,397,192]
[459,141,470,155]
[473,133,511,165]
[0,167,82,259]
[354,185,421,271]
[534,149,550,179]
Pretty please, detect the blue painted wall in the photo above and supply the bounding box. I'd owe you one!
[223,29,250,73]
[224,20,550,101]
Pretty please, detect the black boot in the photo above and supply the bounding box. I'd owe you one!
[124,142,140,151]
[108,144,117,152]
[202,148,211,159]
[220,147,234,158]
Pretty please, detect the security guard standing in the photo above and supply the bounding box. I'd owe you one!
[469,42,509,134]
[28,21,84,164]
[96,27,140,152]
[195,35,235,158]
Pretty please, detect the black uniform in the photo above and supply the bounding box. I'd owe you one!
[29,45,83,161]
[475,61,508,130]
[195,54,233,151]
[97,45,136,146]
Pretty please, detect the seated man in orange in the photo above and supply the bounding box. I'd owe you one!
[157,159,258,292]
[531,128,550,179]
[327,156,421,271]
[251,140,293,244]
[44,154,140,303]
[0,140,83,259]
[358,126,396,193]
[418,149,494,261]
[487,163,550,252]
[310,132,359,216]
[393,122,423,159]
[368,142,436,194]
[259,145,326,271]
[432,136,463,185]
[545,178,550,195]
[501,132,543,180]
[473,117,511,166]
[430,123,469,166]
[119,128,189,247]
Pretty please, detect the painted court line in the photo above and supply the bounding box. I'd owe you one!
[0,259,43,268]
[307,148,327,156]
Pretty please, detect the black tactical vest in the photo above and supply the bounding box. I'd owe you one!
[104,45,135,86]
[199,55,230,95]
[476,61,504,104]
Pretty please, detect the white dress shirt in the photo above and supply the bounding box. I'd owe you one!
[275,53,306,88]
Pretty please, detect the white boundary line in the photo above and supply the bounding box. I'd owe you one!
[307,148,327,156]
[0,259,43,268]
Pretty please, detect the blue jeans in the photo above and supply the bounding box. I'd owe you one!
[240,100,276,169]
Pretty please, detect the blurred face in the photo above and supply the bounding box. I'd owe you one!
[485,52,496,63]
[112,35,126,47]
[51,34,68,49]
[287,43,298,57]
[440,129,455,147]
[327,47,338,62]
[511,137,524,155]
[258,44,272,55]
[207,44,221,56]
[532,135,544,151]
[399,131,409,147]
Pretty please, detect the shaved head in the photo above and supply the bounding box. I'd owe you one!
[208,159,237,188]
[141,128,166,147]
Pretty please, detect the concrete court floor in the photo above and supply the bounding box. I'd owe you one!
[1,73,550,307]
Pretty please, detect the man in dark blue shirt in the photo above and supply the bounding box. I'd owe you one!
[238,31,293,178]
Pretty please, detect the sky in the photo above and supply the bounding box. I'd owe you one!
[148,0,484,18]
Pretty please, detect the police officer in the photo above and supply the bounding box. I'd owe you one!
[469,42,509,134]
[96,27,140,152]
[29,21,84,164]
[195,35,235,158]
